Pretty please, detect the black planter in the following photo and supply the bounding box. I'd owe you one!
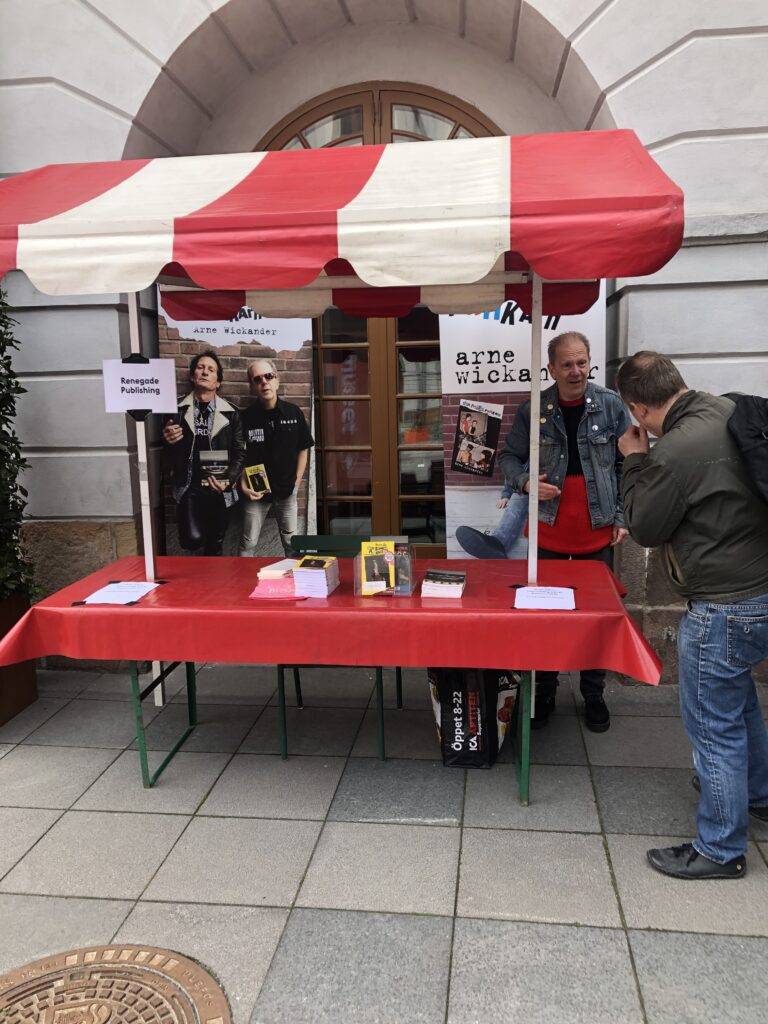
[0,592,37,726]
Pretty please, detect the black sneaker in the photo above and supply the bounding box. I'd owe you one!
[584,695,610,733]
[531,693,556,730]
[455,526,507,560]
[691,773,768,822]
[647,842,746,880]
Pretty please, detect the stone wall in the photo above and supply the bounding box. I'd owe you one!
[614,539,768,687]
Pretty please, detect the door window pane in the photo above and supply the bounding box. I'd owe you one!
[326,501,372,536]
[454,127,473,139]
[399,450,444,495]
[400,500,446,543]
[281,136,304,150]
[398,346,440,393]
[322,309,367,344]
[392,106,454,140]
[321,400,370,445]
[398,398,442,445]
[322,348,369,396]
[303,107,363,148]
[325,451,372,496]
[397,307,439,341]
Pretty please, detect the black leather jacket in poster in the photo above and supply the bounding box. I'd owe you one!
[164,392,246,499]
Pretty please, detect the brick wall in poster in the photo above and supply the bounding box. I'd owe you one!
[159,315,314,553]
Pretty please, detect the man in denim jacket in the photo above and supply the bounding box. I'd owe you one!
[618,351,768,881]
[498,332,630,732]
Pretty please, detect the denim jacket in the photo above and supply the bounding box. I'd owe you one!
[498,382,630,528]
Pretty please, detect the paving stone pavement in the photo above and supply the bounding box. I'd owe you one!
[1,668,768,1024]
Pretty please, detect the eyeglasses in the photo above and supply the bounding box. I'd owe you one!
[251,372,277,384]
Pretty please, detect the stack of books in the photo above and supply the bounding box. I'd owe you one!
[421,568,467,599]
[257,558,299,581]
[293,555,340,597]
[249,558,299,600]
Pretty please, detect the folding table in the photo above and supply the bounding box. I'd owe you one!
[0,555,661,803]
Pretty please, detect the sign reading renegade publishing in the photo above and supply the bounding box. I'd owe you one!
[102,358,178,414]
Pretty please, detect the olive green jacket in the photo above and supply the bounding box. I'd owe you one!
[621,391,768,602]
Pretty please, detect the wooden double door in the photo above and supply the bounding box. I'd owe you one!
[259,83,499,553]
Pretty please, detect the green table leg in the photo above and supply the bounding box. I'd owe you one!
[515,671,532,806]
[131,660,197,788]
[130,662,152,789]
[376,666,386,760]
[277,665,288,760]
[293,666,304,708]
[395,666,403,709]
[186,661,197,728]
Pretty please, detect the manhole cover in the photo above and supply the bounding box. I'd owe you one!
[0,944,231,1024]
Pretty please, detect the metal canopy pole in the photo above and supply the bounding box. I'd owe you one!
[126,292,157,582]
[526,273,543,586]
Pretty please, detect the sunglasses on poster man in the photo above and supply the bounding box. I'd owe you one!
[251,372,277,384]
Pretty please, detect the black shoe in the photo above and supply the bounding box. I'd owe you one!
[691,773,768,822]
[531,693,555,730]
[647,842,746,880]
[455,526,507,560]
[584,695,610,733]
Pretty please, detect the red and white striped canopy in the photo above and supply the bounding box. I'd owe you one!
[0,130,682,317]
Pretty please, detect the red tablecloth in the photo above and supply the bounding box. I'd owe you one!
[0,556,661,684]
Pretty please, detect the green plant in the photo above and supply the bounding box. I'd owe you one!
[0,289,33,601]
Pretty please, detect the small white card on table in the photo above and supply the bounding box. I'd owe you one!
[83,581,159,605]
[514,586,575,611]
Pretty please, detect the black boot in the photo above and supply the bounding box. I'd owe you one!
[531,693,556,730]
[584,695,610,733]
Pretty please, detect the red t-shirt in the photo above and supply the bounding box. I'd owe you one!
[527,397,613,554]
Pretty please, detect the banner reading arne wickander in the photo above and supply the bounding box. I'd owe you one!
[439,289,606,558]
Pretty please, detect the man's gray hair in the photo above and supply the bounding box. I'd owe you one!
[616,351,687,408]
[247,357,278,380]
[548,331,590,365]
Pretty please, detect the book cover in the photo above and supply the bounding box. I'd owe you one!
[297,556,336,571]
[423,570,466,585]
[360,540,395,595]
[244,463,271,496]
[372,535,413,594]
[200,449,229,483]
[450,399,503,478]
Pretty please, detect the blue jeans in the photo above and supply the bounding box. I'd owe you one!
[678,593,768,862]
[492,494,528,558]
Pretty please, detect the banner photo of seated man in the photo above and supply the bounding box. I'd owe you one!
[159,297,316,557]
[439,286,606,560]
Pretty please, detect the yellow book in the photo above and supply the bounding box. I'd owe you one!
[360,540,395,595]
[244,463,271,496]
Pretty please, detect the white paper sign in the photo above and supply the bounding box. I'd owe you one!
[83,581,159,605]
[439,284,606,394]
[102,359,178,413]
[514,586,576,610]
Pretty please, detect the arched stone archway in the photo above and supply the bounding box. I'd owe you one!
[122,1,608,160]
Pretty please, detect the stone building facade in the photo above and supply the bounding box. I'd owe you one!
[2,1,766,679]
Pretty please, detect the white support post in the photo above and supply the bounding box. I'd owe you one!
[126,292,157,582]
[127,292,165,705]
[526,273,543,586]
